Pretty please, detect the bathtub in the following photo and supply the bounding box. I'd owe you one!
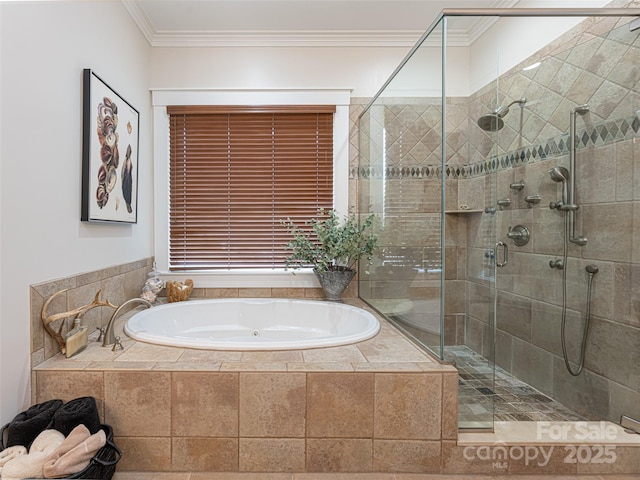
[124,298,380,350]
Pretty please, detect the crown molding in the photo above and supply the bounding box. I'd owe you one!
[122,0,155,45]
[149,30,426,47]
[127,26,488,48]
[121,0,523,48]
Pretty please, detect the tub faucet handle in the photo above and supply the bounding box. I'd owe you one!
[112,336,124,352]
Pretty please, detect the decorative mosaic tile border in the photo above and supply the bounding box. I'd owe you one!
[468,113,640,178]
[354,114,640,180]
[350,164,468,180]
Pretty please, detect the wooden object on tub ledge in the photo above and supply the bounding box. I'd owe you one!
[42,289,117,357]
[166,279,194,303]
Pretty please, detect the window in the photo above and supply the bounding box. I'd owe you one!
[167,105,335,271]
[152,89,349,287]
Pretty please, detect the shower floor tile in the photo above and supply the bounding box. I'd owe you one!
[443,345,588,426]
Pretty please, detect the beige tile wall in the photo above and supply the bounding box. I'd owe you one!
[26,363,640,474]
[34,368,457,473]
[463,13,640,423]
[30,258,154,366]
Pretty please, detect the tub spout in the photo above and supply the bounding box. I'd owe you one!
[102,298,153,347]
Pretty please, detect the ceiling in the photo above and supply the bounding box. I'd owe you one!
[123,0,611,47]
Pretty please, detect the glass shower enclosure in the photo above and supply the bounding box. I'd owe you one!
[358,8,640,431]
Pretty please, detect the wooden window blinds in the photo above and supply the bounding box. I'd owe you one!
[168,105,335,270]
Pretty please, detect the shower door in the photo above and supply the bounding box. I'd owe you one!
[442,14,500,430]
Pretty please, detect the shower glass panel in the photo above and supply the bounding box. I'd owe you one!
[358,13,503,430]
[358,18,446,360]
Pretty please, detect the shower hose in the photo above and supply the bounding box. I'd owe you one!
[560,212,597,376]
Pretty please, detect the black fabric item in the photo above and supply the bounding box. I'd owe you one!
[5,399,63,448]
[52,397,101,437]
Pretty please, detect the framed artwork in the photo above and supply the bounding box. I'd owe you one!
[81,69,139,223]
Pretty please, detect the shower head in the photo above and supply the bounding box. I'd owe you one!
[585,264,599,275]
[477,97,527,132]
[477,113,504,132]
[549,166,570,183]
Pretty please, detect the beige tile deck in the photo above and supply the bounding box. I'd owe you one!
[33,299,447,373]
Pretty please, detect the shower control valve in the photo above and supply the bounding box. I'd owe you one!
[506,224,530,246]
[549,201,563,210]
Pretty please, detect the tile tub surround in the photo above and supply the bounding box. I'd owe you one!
[33,300,640,475]
[30,258,346,369]
[30,258,155,366]
[33,299,459,474]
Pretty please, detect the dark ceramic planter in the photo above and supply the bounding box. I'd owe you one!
[313,266,356,302]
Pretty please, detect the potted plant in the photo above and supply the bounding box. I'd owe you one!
[282,209,378,301]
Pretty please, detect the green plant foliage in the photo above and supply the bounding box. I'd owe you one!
[282,209,378,274]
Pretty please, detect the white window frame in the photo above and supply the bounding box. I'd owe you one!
[152,89,351,288]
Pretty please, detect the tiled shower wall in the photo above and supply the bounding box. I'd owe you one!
[464,13,640,423]
[354,10,640,424]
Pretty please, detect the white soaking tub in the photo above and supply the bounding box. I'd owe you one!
[124,298,380,350]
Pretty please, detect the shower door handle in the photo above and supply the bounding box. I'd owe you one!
[496,241,508,267]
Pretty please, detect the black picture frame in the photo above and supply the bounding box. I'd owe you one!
[81,69,139,223]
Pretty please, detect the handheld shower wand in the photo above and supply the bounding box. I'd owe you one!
[548,166,570,207]
[550,105,593,377]
[561,264,598,376]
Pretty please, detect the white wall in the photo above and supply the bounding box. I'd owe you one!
[0,1,152,423]
[148,10,614,104]
[150,46,410,97]
[381,46,470,98]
